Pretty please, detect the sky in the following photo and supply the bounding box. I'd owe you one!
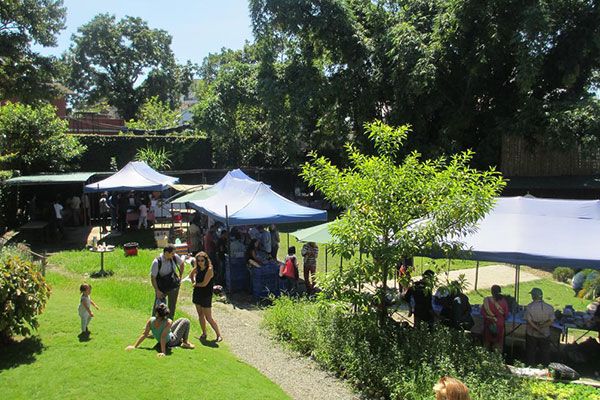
[33,0,254,65]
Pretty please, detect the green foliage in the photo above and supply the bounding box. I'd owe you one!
[0,0,66,101]
[73,134,210,171]
[0,249,51,343]
[249,0,600,168]
[134,146,173,171]
[552,267,575,283]
[0,272,290,399]
[581,275,600,300]
[529,381,600,400]
[66,14,195,119]
[126,96,182,132]
[265,297,543,400]
[301,121,505,320]
[0,102,86,174]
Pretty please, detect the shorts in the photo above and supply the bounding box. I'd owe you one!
[192,287,212,308]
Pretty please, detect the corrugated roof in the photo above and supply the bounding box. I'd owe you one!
[5,172,99,185]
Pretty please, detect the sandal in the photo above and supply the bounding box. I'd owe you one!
[199,334,207,341]
[215,336,223,343]
[181,342,195,349]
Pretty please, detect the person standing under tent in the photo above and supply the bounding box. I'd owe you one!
[108,192,118,231]
[82,193,91,225]
[301,242,319,294]
[71,195,81,226]
[52,197,65,239]
[258,225,271,257]
[270,224,280,259]
[482,285,509,351]
[138,201,149,229]
[98,193,111,234]
[404,270,435,327]
[524,288,555,366]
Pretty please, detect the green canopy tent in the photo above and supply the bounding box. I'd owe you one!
[289,221,342,273]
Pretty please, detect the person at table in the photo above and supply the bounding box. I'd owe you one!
[150,246,185,319]
[440,281,473,331]
[404,269,435,327]
[125,303,195,357]
[246,239,266,267]
[229,229,246,258]
[482,284,509,351]
[258,225,271,256]
[189,251,222,342]
[524,287,555,366]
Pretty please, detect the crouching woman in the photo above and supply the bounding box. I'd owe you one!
[126,303,195,357]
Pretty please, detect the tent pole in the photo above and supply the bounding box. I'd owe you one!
[325,245,328,274]
[286,232,289,250]
[474,261,479,291]
[513,264,518,303]
[339,255,343,274]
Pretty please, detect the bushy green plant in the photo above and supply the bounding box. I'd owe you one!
[552,267,575,283]
[264,297,591,400]
[0,251,50,344]
[134,146,173,171]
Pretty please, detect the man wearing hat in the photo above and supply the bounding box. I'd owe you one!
[524,287,555,366]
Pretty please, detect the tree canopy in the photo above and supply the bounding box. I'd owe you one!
[0,102,86,175]
[302,120,506,322]
[243,0,600,168]
[126,96,182,132]
[66,14,195,119]
[0,0,66,101]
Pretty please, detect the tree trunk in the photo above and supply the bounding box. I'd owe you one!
[379,262,389,327]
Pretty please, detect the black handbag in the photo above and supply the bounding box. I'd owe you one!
[156,257,180,292]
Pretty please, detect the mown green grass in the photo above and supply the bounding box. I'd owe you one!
[0,257,289,400]
[276,233,495,275]
[467,278,590,311]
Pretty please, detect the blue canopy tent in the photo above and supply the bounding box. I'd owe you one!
[439,196,600,304]
[84,161,179,193]
[453,196,600,268]
[188,177,327,226]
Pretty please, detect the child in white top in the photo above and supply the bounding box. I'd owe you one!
[79,283,99,336]
[138,203,148,229]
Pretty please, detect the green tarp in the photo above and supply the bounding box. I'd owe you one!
[290,221,334,243]
[5,172,100,186]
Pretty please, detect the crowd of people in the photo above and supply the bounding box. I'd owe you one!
[98,191,158,233]
[402,268,558,366]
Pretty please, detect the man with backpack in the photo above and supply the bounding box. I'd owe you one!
[150,246,185,319]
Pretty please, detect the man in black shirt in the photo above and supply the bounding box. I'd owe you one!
[404,270,435,327]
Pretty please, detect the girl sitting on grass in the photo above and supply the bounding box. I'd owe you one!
[125,303,195,357]
[78,283,99,337]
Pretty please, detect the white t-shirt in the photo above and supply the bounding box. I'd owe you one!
[139,204,148,217]
[53,203,63,219]
[150,254,182,277]
[71,196,81,210]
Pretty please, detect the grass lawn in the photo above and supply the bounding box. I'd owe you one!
[276,232,495,275]
[0,251,290,400]
[467,278,591,311]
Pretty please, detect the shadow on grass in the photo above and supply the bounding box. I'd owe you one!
[0,336,44,371]
[101,230,157,249]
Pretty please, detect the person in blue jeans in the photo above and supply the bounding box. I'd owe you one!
[126,303,195,357]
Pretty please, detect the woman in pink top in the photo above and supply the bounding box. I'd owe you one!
[482,284,509,351]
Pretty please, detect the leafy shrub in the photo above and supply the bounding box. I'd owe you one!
[552,267,575,283]
[264,297,592,400]
[0,249,50,344]
[581,275,600,300]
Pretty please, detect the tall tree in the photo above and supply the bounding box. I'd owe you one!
[302,121,505,324]
[126,96,181,131]
[250,0,600,168]
[67,14,194,119]
[0,102,86,174]
[0,0,66,101]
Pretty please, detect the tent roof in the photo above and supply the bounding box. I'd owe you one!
[6,172,99,186]
[453,196,600,268]
[169,168,255,206]
[84,161,178,193]
[188,177,326,225]
[290,222,334,243]
[170,186,217,205]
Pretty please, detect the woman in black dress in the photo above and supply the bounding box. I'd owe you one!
[189,251,222,342]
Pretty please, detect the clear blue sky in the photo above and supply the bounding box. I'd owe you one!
[34,0,254,65]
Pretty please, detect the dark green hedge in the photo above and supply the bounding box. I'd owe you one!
[73,134,212,171]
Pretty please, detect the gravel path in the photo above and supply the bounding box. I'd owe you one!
[180,300,358,400]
